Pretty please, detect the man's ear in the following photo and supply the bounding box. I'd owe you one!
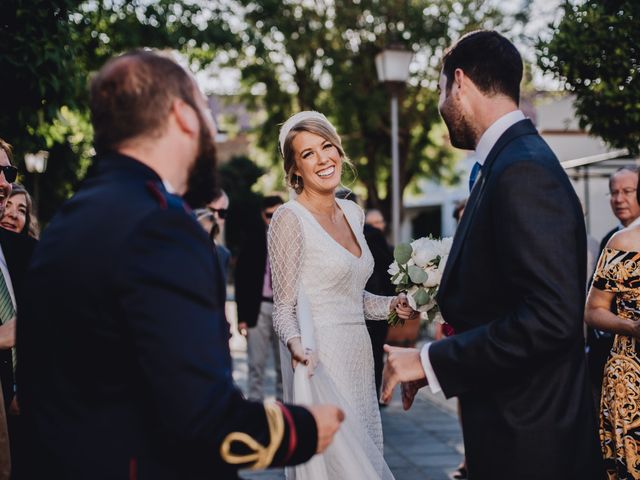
[453,68,465,94]
[172,98,199,136]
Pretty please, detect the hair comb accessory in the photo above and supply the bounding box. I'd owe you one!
[278,111,335,157]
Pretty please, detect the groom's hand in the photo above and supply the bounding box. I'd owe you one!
[307,405,345,454]
[381,344,427,405]
[401,379,428,410]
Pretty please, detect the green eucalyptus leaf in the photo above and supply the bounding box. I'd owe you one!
[413,288,430,306]
[408,265,428,284]
[394,243,413,265]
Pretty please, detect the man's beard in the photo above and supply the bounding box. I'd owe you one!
[440,99,476,151]
[183,116,220,209]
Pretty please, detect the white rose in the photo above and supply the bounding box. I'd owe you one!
[411,237,437,268]
[436,237,453,256]
[423,266,442,288]
[388,261,400,276]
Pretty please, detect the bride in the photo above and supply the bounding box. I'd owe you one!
[268,111,415,479]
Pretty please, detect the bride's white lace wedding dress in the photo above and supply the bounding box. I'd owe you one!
[268,198,395,479]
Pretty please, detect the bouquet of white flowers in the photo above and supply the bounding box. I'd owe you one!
[387,236,453,326]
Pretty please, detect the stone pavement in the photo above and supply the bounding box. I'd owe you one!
[227,302,464,480]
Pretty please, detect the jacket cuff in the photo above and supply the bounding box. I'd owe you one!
[274,404,317,466]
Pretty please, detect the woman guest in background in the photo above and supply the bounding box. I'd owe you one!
[0,184,39,239]
[268,111,416,479]
[585,193,640,479]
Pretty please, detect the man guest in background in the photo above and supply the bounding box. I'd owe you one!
[208,189,231,277]
[236,195,284,401]
[363,209,394,402]
[17,50,342,480]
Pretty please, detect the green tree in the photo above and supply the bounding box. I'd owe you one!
[0,0,238,221]
[538,0,640,153]
[236,0,531,217]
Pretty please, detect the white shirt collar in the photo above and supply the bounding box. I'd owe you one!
[474,110,526,166]
[627,216,640,229]
[162,180,176,194]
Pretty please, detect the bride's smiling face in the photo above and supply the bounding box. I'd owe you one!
[292,131,342,194]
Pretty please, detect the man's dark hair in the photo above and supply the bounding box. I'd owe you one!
[442,30,523,105]
[262,195,284,210]
[90,50,200,153]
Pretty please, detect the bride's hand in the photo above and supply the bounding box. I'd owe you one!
[287,337,309,369]
[391,293,419,321]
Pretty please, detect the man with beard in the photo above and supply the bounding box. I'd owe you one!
[381,31,603,479]
[17,51,343,480]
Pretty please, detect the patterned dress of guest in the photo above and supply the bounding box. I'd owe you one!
[593,247,640,479]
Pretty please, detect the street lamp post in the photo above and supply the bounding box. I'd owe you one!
[375,45,413,246]
[24,150,48,210]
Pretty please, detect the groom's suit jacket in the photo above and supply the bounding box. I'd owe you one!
[432,120,603,479]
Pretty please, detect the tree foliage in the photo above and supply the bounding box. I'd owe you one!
[235,0,531,216]
[0,0,238,221]
[1,0,534,224]
[538,0,640,153]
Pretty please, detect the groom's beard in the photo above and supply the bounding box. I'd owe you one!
[440,100,476,151]
[183,114,220,209]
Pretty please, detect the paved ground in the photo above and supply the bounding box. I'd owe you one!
[227,301,464,480]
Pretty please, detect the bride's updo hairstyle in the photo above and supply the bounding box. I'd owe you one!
[279,111,353,195]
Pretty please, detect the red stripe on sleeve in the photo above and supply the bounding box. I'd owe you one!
[277,402,297,465]
[129,456,137,480]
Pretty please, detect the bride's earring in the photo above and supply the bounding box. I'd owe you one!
[293,176,300,190]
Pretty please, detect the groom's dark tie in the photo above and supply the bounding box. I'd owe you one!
[469,161,482,192]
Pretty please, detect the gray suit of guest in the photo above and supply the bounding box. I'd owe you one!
[432,119,604,479]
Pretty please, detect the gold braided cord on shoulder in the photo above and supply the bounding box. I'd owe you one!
[220,401,285,470]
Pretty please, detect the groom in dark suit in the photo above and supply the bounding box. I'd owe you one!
[382,31,603,479]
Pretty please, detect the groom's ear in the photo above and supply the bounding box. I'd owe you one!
[453,68,465,95]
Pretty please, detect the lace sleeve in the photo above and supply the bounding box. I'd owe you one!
[268,205,303,345]
[363,291,393,320]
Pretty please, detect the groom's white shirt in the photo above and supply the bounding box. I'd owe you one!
[421,109,526,394]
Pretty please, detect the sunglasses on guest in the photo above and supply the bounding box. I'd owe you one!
[0,165,18,183]
[209,207,228,219]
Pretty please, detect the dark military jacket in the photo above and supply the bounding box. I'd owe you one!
[17,152,316,479]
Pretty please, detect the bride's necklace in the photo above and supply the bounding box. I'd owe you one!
[303,201,341,225]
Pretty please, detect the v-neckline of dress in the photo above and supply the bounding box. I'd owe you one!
[293,199,363,260]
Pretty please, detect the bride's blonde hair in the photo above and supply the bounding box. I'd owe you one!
[281,117,354,195]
